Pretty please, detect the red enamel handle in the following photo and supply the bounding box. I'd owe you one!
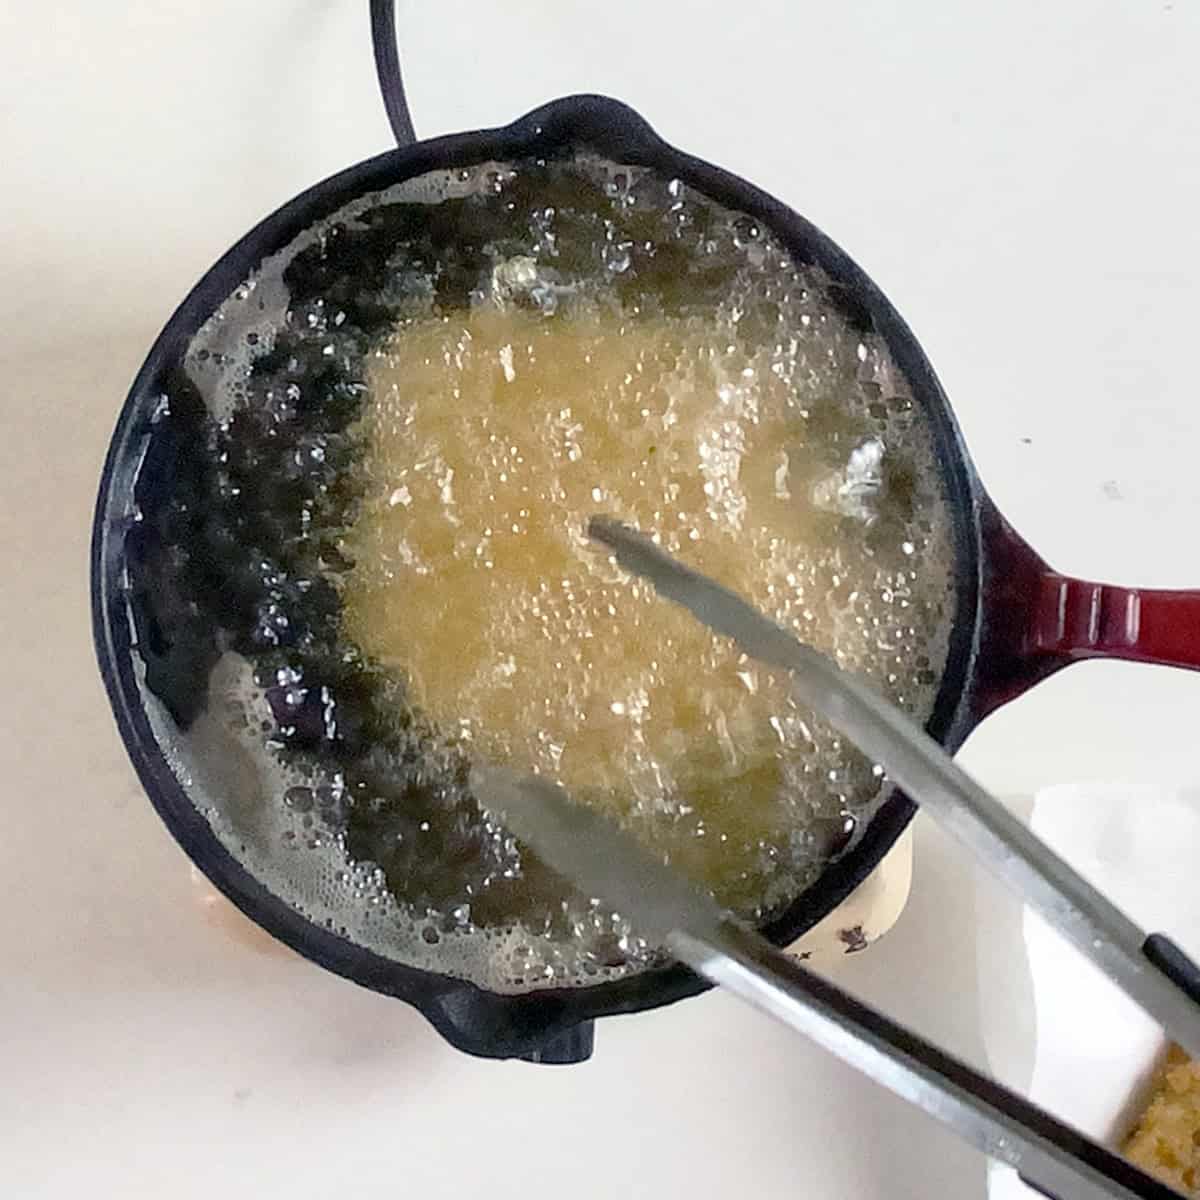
[1028,575,1200,670]
[970,500,1200,719]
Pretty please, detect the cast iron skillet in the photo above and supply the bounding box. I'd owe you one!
[92,92,1200,1064]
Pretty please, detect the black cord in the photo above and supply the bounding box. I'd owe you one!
[369,0,417,147]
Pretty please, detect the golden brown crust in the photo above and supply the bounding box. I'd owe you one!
[1123,1046,1200,1194]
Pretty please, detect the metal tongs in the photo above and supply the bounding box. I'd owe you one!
[475,517,1200,1200]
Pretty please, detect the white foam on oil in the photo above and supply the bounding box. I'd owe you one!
[146,155,959,993]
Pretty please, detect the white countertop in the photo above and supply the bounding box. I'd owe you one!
[3,3,1200,1196]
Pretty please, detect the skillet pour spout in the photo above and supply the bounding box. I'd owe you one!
[92,92,1200,1064]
